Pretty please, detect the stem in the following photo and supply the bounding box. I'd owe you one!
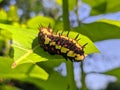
[75,0,81,26]
[75,1,87,88]
[81,61,87,90]
[75,0,79,25]
[62,0,76,90]
[66,61,76,90]
[62,0,70,31]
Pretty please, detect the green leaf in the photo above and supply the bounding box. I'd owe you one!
[0,23,65,68]
[0,29,12,56]
[27,16,55,29]
[99,19,120,27]
[0,85,21,90]
[0,9,7,23]
[0,0,3,3]
[73,20,120,42]
[0,39,5,51]
[22,72,68,90]
[54,20,64,31]
[0,23,47,68]
[104,68,120,80]
[7,5,19,22]
[34,60,67,90]
[0,57,49,80]
[58,31,100,54]
[37,59,64,74]
[0,29,12,40]
[0,57,67,90]
[0,22,99,68]
[82,0,120,15]
[56,0,62,6]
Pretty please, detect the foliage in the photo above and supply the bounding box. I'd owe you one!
[73,20,120,42]
[105,81,120,90]
[0,57,48,80]
[83,0,120,15]
[104,68,120,80]
[0,0,120,90]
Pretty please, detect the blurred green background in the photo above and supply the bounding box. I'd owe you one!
[0,0,120,90]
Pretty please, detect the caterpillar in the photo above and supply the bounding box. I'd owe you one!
[38,25,88,62]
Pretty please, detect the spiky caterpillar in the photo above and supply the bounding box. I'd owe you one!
[38,25,87,62]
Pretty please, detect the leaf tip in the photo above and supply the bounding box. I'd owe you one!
[11,62,17,69]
